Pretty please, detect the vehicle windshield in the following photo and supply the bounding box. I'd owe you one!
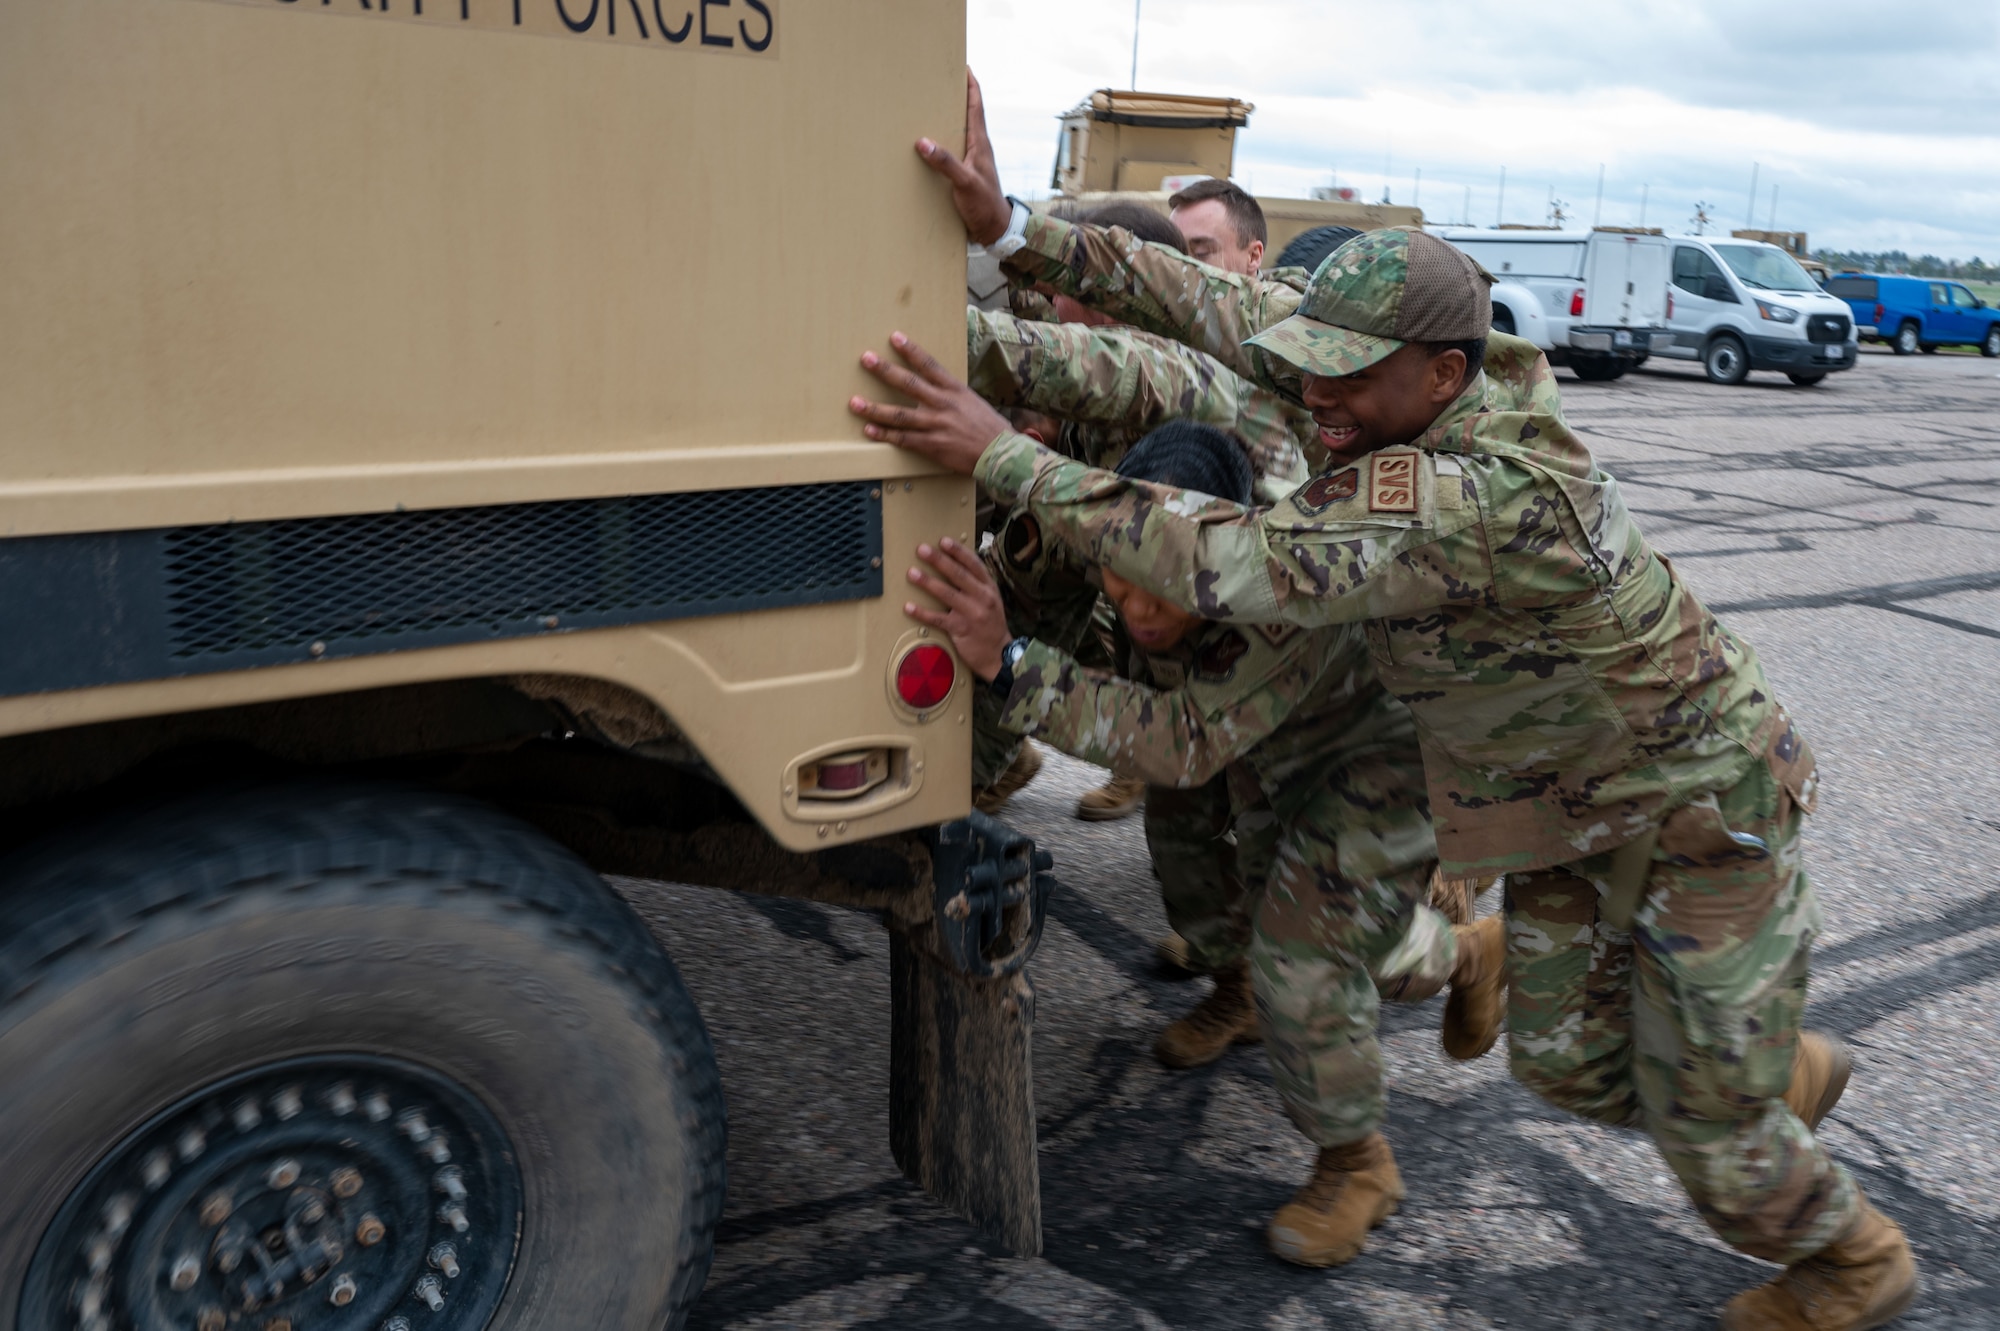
[1711,244,1820,292]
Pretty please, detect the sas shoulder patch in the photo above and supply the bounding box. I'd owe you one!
[1368,450,1421,513]
[1194,628,1252,681]
[1294,467,1360,515]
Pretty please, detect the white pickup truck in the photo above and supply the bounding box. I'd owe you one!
[1431,227,1674,382]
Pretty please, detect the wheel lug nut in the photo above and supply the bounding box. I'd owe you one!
[272,1085,303,1120]
[424,1136,452,1165]
[415,1274,445,1312]
[329,1273,358,1307]
[429,1242,460,1279]
[142,1150,172,1190]
[355,1213,387,1247]
[438,1204,469,1233]
[434,1166,466,1202]
[331,1166,363,1199]
[198,1306,224,1331]
[363,1093,392,1123]
[232,1098,263,1133]
[327,1081,357,1117]
[298,1195,327,1225]
[267,1158,301,1190]
[199,1191,233,1227]
[399,1110,432,1143]
[385,1319,413,1331]
[169,1253,201,1292]
[177,1127,207,1162]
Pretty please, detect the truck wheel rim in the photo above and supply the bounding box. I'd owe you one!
[1712,344,1741,377]
[21,1055,522,1331]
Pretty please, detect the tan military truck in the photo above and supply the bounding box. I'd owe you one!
[0,4,1053,1330]
[1047,88,1423,255]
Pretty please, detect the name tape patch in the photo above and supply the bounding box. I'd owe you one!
[190,0,779,57]
[1368,451,1420,514]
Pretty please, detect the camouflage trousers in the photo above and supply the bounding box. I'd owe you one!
[1505,761,1858,1264]
[1153,751,1457,1148]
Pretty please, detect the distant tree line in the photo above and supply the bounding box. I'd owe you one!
[1813,249,2000,280]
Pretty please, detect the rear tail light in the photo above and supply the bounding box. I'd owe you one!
[1873,302,1885,324]
[895,643,956,711]
[1569,288,1585,316]
[798,748,891,801]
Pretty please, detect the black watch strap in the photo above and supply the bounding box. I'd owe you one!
[989,637,1031,698]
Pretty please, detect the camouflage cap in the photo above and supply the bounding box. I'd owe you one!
[1244,227,1495,377]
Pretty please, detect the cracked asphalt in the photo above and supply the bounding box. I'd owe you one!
[622,346,2000,1331]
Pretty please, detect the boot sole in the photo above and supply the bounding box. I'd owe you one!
[1076,802,1143,822]
[1267,1196,1401,1268]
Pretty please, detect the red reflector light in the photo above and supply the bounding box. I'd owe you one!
[895,644,956,710]
[817,758,873,791]
[1873,302,1885,323]
[1569,288,1585,317]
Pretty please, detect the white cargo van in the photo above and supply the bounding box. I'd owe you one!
[1656,236,1859,385]
[1431,228,1673,381]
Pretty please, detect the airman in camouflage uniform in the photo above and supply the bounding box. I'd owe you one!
[968,306,1313,979]
[948,221,1915,1328]
[912,421,1502,1268]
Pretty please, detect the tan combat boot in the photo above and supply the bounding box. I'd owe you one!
[974,743,1043,814]
[1154,960,1261,1068]
[1153,931,1195,977]
[1719,1199,1918,1331]
[1267,1132,1405,1268]
[1787,1032,1853,1131]
[1441,914,1507,1061]
[1076,773,1145,821]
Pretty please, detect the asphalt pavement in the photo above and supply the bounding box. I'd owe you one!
[621,345,2000,1331]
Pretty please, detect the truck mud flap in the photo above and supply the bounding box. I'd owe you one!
[889,812,1056,1256]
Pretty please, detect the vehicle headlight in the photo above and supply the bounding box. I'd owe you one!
[1756,299,1800,323]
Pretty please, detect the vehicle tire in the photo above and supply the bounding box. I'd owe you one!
[1703,335,1751,385]
[1570,355,1621,382]
[1893,321,1921,355]
[1984,326,2000,358]
[0,781,725,1331]
[1491,305,1517,337]
[1787,373,1826,386]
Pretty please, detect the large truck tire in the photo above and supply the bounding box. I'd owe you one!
[0,782,725,1331]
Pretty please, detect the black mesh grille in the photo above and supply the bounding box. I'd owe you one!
[162,483,881,661]
[1807,314,1851,344]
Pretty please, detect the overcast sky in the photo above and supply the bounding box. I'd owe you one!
[967,0,2000,259]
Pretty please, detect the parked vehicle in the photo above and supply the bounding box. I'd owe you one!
[1825,273,2000,357]
[1431,227,1672,381]
[1656,237,1858,385]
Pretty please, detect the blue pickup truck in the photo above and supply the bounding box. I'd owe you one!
[1826,273,2000,357]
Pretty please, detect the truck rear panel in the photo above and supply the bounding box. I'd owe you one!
[0,0,973,850]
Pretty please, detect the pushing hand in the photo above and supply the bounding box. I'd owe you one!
[903,538,1010,682]
[850,332,1012,475]
[916,70,1011,246]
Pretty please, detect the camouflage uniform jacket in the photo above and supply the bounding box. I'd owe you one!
[1000,214,1311,400]
[967,307,1310,492]
[976,336,1814,877]
[996,614,1414,828]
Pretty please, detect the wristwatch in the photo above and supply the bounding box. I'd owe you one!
[984,197,1032,260]
[988,636,1032,698]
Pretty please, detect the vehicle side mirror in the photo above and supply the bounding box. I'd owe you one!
[1703,275,1737,302]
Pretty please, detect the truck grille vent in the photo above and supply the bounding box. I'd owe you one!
[161,482,883,660]
[1806,314,1851,344]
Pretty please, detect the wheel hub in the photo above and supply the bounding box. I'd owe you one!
[23,1057,521,1331]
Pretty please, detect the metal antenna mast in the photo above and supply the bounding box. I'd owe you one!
[1131,0,1141,89]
